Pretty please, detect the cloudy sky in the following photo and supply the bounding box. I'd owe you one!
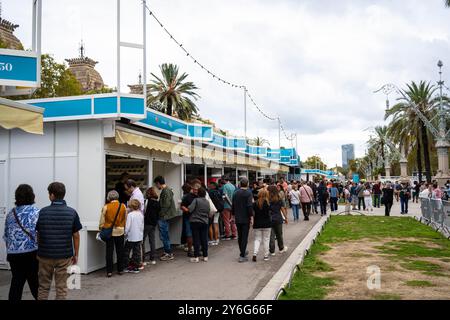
[6,0,450,166]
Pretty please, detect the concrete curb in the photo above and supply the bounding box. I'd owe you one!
[254,215,331,300]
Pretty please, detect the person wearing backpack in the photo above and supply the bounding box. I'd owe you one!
[99,190,127,277]
[208,181,224,246]
[3,184,40,301]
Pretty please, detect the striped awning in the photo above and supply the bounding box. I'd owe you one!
[115,129,191,156]
[0,97,44,134]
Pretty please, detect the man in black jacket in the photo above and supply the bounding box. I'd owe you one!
[231,178,254,263]
[36,182,82,300]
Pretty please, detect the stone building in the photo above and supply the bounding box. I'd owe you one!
[0,17,23,50]
[65,44,105,92]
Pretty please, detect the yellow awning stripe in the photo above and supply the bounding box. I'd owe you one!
[0,104,43,135]
[115,129,191,156]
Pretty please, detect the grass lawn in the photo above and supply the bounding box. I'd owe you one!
[279,216,450,300]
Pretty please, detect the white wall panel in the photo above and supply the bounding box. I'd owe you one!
[9,157,53,209]
[55,157,78,211]
[55,121,78,156]
[10,123,54,157]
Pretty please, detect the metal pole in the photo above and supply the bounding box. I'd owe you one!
[36,0,42,87]
[117,0,121,97]
[32,0,36,51]
[142,0,147,113]
[278,117,281,152]
[244,86,247,141]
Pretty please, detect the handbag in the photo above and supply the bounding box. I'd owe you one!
[100,202,123,242]
[13,208,34,241]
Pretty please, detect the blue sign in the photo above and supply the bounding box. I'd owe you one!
[353,174,360,183]
[0,50,38,86]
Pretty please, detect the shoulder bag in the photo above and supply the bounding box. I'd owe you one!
[100,203,123,242]
[13,208,34,241]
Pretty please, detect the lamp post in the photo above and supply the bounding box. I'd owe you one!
[375,61,450,186]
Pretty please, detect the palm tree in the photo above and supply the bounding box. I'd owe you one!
[248,136,270,146]
[147,63,200,121]
[385,81,439,183]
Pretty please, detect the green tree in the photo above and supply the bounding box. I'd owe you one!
[302,155,327,170]
[32,54,83,98]
[147,63,200,121]
[8,54,83,100]
[385,81,439,183]
[446,0,450,7]
[248,136,270,146]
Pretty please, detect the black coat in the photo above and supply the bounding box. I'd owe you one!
[144,199,160,226]
[253,201,271,229]
[382,188,394,204]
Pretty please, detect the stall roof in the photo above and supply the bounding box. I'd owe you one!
[0,97,44,134]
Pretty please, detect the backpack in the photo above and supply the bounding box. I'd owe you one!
[209,190,225,213]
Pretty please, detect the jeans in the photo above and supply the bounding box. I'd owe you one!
[330,197,338,212]
[143,225,157,261]
[319,200,327,215]
[385,202,393,216]
[358,197,366,210]
[191,222,209,258]
[301,202,312,219]
[123,241,142,268]
[221,208,237,238]
[400,197,409,213]
[105,235,124,273]
[373,194,381,208]
[37,256,72,300]
[158,219,172,254]
[253,228,271,257]
[291,204,300,221]
[236,223,250,258]
[7,251,39,301]
[270,223,284,253]
[364,197,373,210]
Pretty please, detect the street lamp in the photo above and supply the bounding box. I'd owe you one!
[374,60,450,186]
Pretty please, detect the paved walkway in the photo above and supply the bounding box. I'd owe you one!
[331,199,422,218]
[0,211,322,300]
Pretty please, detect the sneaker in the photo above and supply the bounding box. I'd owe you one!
[138,263,145,270]
[252,256,257,262]
[160,253,174,261]
[280,246,288,254]
[208,241,215,246]
[123,267,132,273]
[143,262,148,266]
[203,257,208,262]
[117,271,124,275]
[232,236,238,240]
[214,240,220,246]
[184,246,189,252]
[150,260,156,265]
[224,237,232,241]
[270,252,276,256]
[263,256,269,261]
[107,273,112,278]
[190,257,199,263]
[131,268,140,274]
[239,256,249,263]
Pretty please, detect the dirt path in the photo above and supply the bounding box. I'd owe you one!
[317,238,450,300]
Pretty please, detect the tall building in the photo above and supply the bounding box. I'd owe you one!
[342,144,355,169]
[65,42,105,92]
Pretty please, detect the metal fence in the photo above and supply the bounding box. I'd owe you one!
[419,198,450,238]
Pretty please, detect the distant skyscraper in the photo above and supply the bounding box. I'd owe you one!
[342,144,355,169]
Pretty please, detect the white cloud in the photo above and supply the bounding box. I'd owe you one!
[5,0,450,166]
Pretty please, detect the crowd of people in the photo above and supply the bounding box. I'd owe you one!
[3,173,449,301]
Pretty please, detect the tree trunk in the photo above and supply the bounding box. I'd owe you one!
[416,134,423,183]
[421,123,432,183]
[167,99,173,116]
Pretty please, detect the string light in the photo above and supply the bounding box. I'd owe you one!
[144,3,296,142]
